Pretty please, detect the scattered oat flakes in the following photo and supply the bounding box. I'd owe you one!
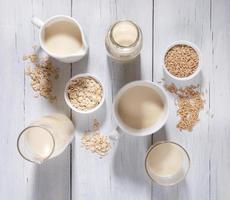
[67,76,103,111]
[81,119,111,158]
[32,44,37,50]
[24,50,59,102]
[165,83,204,131]
[164,44,199,78]
[23,54,38,63]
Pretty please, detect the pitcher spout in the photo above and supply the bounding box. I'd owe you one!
[63,18,88,63]
[77,47,88,57]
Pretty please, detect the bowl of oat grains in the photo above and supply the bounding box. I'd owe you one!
[163,40,201,81]
[64,74,105,114]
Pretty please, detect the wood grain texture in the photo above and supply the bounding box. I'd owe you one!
[0,0,72,200]
[71,0,152,199]
[25,0,72,198]
[153,0,225,200]
[1,0,230,199]
[209,1,230,199]
[0,2,25,199]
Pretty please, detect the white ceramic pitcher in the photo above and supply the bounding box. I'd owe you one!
[31,15,88,63]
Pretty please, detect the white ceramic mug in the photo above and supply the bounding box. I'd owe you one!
[111,80,169,139]
[31,15,88,63]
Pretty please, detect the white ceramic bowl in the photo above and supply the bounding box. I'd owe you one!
[64,73,105,114]
[113,80,169,136]
[163,40,201,82]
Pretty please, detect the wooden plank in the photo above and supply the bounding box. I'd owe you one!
[0,13,26,200]
[153,0,212,199]
[71,0,153,199]
[25,0,72,199]
[0,0,72,199]
[209,1,230,199]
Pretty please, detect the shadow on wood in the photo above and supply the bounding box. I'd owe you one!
[163,68,203,88]
[32,147,71,200]
[151,179,189,200]
[112,133,152,186]
[152,126,168,144]
[72,99,107,134]
[71,53,89,75]
[107,55,141,94]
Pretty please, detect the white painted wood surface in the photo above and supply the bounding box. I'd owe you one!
[0,0,230,199]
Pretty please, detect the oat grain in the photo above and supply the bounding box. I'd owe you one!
[165,44,199,78]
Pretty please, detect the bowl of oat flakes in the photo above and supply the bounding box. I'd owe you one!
[163,40,201,81]
[64,74,105,114]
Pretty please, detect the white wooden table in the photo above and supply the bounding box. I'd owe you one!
[1,0,230,199]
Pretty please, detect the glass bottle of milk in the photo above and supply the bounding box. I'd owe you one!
[105,20,143,62]
[17,113,75,164]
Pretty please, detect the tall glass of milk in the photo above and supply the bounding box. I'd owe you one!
[145,141,190,186]
[17,113,75,164]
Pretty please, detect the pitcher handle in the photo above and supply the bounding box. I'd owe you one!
[109,127,121,141]
[31,17,44,28]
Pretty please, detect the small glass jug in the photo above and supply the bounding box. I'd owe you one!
[17,113,75,164]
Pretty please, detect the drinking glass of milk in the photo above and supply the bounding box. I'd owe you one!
[17,113,75,164]
[105,20,143,62]
[31,15,88,63]
[145,141,190,186]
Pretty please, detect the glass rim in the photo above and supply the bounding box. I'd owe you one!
[109,19,140,48]
[17,125,55,164]
[145,140,191,186]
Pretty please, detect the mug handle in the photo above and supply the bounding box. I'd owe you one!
[31,17,44,28]
[109,127,121,140]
